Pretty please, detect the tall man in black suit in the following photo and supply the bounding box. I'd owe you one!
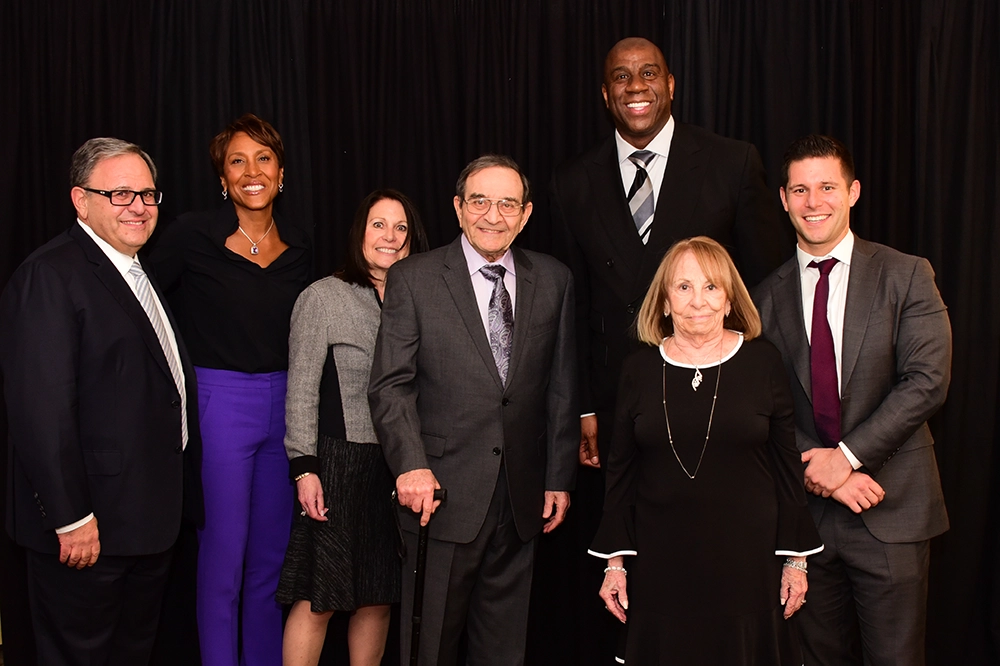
[547,36,787,663]
[369,155,578,666]
[0,138,199,666]
[753,135,951,665]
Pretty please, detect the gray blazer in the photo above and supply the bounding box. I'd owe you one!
[369,236,578,544]
[753,236,951,543]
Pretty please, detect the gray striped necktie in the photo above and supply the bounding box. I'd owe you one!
[480,264,513,386]
[129,261,188,447]
[627,149,655,244]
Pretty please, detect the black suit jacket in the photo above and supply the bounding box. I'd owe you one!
[753,237,951,542]
[0,223,201,556]
[550,122,788,417]
[369,237,578,543]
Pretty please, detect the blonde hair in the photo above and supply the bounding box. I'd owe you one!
[635,236,761,345]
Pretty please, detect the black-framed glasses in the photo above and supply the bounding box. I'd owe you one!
[82,187,163,206]
[464,197,523,217]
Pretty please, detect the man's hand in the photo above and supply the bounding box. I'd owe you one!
[297,473,329,521]
[579,415,600,468]
[396,468,441,526]
[541,491,571,533]
[58,517,100,569]
[831,472,885,513]
[802,447,853,497]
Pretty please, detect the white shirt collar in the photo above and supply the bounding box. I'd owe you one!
[615,115,675,164]
[796,230,855,275]
[460,233,517,278]
[77,219,141,278]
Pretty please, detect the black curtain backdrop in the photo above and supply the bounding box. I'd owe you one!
[1,1,998,664]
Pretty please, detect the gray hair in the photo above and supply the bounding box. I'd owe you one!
[455,154,531,204]
[70,137,158,188]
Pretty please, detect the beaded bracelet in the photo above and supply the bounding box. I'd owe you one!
[294,472,312,482]
[783,558,808,573]
[604,566,627,575]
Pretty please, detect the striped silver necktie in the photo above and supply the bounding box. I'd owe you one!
[129,261,188,447]
[627,149,656,244]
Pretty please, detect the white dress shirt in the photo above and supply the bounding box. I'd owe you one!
[614,115,675,213]
[460,234,517,335]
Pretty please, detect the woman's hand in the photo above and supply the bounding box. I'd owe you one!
[297,473,328,521]
[598,557,629,623]
[780,558,808,619]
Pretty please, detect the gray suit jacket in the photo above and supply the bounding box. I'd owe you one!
[369,236,578,544]
[753,236,951,543]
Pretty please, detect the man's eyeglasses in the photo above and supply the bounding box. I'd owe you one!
[464,197,523,217]
[82,188,163,206]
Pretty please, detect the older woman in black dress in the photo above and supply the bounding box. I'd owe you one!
[591,236,823,665]
[151,114,311,666]
[277,190,428,666]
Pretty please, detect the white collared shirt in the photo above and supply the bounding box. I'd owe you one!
[460,234,517,335]
[615,115,675,211]
[796,230,862,468]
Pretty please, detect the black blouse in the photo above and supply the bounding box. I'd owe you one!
[149,206,312,373]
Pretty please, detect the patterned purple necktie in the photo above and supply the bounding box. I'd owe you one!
[480,265,514,385]
[809,258,841,447]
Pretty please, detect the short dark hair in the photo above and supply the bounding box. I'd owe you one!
[455,154,531,204]
[70,138,157,187]
[340,189,429,287]
[209,113,285,177]
[781,134,855,186]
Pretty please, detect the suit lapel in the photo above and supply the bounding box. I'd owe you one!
[771,258,813,401]
[645,122,707,251]
[841,238,880,389]
[506,246,535,390]
[70,224,175,384]
[441,238,505,391]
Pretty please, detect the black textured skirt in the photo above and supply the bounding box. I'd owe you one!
[276,436,401,611]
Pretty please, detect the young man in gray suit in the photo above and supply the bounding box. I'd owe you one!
[369,155,578,666]
[754,134,951,665]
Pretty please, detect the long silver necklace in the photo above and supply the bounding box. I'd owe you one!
[662,341,723,480]
[237,219,275,255]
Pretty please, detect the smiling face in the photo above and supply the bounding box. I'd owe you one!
[453,166,532,262]
[602,39,675,149]
[363,197,410,279]
[664,250,730,340]
[220,132,284,214]
[71,153,158,257]
[780,156,861,257]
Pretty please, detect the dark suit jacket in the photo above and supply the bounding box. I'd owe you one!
[550,122,787,417]
[0,223,201,556]
[753,236,951,543]
[369,236,578,544]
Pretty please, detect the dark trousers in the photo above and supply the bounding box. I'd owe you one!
[400,471,536,666]
[797,502,931,666]
[26,546,172,666]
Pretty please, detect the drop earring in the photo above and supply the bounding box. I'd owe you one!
[278,183,284,193]
[222,189,228,200]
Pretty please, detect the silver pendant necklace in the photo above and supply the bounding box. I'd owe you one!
[662,346,722,480]
[237,219,275,256]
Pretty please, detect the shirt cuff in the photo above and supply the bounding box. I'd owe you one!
[56,513,95,534]
[839,442,863,470]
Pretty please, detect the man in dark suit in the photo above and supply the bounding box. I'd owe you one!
[753,134,951,665]
[0,138,199,666]
[369,154,577,666]
[546,36,787,663]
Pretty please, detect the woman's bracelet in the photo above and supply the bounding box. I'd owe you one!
[604,565,627,575]
[783,558,807,573]
[294,472,312,482]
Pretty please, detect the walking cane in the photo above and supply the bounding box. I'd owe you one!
[410,487,447,666]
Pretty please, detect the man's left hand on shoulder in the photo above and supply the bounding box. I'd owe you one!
[541,491,570,533]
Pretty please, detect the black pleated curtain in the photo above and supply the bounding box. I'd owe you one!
[1,1,998,664]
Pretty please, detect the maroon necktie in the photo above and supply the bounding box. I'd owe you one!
[809,259,841,447]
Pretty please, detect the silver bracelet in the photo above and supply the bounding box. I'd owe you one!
[604,566,627,575]
[783,558,807,573]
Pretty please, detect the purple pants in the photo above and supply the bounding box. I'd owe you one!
[194,367,293,666]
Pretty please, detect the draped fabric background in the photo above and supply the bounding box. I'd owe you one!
[1,1,997,664]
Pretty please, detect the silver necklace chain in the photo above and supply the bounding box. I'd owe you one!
[237,219,275,256]
[662,347,722,480]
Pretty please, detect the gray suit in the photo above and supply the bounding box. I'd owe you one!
[369,236,577,664]
[754,235,951,665]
